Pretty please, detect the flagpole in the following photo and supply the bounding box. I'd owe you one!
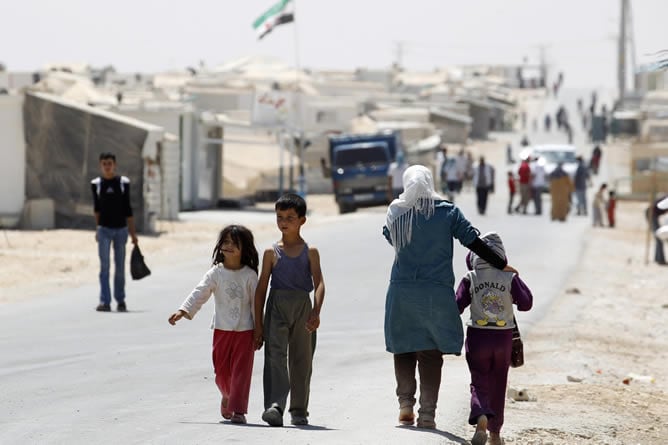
[292,0,306,198]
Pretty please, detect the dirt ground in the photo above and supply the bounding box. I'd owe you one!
[502,200,668,445]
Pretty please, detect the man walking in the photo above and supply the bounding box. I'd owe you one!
[530,157,547,216]
[473,156,494,215]
[91,152,138,312]
[573,156,591,216]
[515,157,531,214]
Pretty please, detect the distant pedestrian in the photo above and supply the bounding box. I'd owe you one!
[436,145,448,192]
[530,158,547,215]
[520,135,530,147]
[607,190,617,228]
[254,193,325,427]
[456,232,532,445]
[507,171,516,215]
[168,225,260,424]
[592,184,608,227]
[443,156,461,202]
[646,195,668,265]
[383,165,512,430]
[464,151,475,191]
[549,162,574,222]
[515,157,531,214]
[91,152,138,312]
[590,145,602,175]
[456,148,469,192]
[573,156,591,216]
[387,151,410,201]
[506,144,514,165]
[544,115,551,132]
[473,157,495,215]
[564,121,573,144]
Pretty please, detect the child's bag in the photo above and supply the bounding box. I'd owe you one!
[510,317,524,368]
[130,244,151,280]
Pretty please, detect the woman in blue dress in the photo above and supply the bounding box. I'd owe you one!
[383,165,512,429]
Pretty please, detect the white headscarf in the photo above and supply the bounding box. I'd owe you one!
[386,165,442,252]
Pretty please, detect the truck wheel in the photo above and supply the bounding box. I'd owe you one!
[338,202,356,214]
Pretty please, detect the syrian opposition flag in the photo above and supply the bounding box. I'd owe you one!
[253,0,295,40]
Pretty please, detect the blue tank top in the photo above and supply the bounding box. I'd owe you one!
[270,243,314,292]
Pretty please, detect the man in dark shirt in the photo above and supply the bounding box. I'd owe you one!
[573,156,591,216]
[91,152,138,312]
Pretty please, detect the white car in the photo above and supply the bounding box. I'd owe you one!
[517,144,579,192]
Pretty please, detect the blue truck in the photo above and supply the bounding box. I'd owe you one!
[324,131,400,214]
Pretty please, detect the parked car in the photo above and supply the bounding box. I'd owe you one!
[517,144,578,193]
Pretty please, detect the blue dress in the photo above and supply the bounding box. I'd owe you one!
[384,200,479,355]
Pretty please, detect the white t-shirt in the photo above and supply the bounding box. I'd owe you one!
[388,162,409,189]
[531,162,547,187]
[179,264,258,331]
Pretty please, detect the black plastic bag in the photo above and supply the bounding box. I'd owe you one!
[130,244,151,280]
[510,317,524,368]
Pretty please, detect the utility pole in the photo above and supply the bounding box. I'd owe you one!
[618,0,628,101]
[536,44,549,88]
[627,0,637,90]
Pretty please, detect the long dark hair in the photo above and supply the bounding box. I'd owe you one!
[212,225,259,274]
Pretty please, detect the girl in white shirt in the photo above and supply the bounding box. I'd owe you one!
[169,225,259,424]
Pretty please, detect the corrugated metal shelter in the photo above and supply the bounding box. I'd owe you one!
[23,92,170,232]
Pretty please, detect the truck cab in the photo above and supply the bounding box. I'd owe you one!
[326,131,400,213]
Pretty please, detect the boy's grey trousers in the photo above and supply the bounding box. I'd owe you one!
[263,289,317,416]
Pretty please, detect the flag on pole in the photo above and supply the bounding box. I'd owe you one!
[253,0,295,40]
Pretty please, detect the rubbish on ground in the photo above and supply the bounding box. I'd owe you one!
[622,373,655,385]
[507,387,535,401]
[567,375,583,383]
[565,287,581,294]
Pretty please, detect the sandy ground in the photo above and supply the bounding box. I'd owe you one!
[501,200,668,445]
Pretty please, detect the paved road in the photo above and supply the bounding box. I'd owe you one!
[1,89,617,444]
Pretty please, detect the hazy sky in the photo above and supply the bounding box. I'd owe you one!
[2,0,666,87]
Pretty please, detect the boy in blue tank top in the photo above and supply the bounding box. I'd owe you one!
[254,193,326,427]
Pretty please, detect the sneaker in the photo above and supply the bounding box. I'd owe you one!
[290,414,308,426]
[96,303,111,312]
[117,302,127,312]
[220,396,232,420]
[261,403,284,427]
[398,407,415,425]
[230,413,247,424]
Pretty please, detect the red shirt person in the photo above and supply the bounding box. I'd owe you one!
[515,159,532,214]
